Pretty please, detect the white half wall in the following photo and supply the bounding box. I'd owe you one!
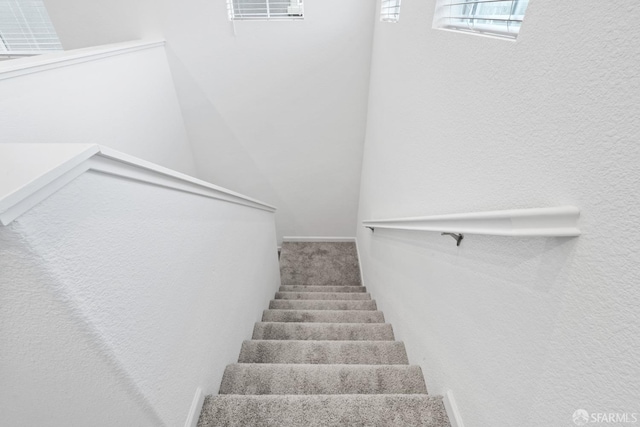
[42,0,376,243]
[0,41,197,176]
[0,170,280,426]
[357,1,640,427]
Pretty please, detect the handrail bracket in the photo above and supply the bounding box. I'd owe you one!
[441,232,464,246]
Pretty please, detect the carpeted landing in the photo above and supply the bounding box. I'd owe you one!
[197,241,451,427]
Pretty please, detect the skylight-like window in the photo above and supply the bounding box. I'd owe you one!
[433,0,529,39]
[227,0,304,21]
[380,0,401,23]
[0,0,62,56]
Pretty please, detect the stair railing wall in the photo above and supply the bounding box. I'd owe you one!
[0,144,281,427]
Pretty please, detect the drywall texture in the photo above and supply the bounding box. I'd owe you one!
[0,43,196,175]
[0,172,280,426]
[42,0,375,242]
[357,1,640,426]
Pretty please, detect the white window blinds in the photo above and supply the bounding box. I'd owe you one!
[433,0,529,39]
[380,0,401,23]
[227,0,304,21]
[0,0,62,54]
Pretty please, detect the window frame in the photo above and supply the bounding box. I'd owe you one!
[380,0,402,23]
[0,0,62,57]
[432,0,529,40]
[227,0,305,21]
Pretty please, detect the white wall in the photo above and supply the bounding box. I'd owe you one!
[43,0,376,242]
[0,170,280,426]
[357,1,640,426]
[42,0,160,50]
[0,42,196,176]
[163,0,375,242]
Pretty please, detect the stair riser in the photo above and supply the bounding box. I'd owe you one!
[279,285,366,293]
[238,341,409,365]
[262,310,384,323]
[269,300,378,311]
[199,395,448,427]
[219,364,428,395]
[276,292,371,300]
[253,322,394,340]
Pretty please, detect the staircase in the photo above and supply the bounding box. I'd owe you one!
[198,241,450,427]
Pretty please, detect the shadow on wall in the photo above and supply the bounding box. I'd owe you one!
[163,45,303,240]
[0,225,164,426]
[366,228,579,295]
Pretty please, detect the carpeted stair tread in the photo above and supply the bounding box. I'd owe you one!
[252,322,394,340]
[269,299,378,311]
[275,292,371,300]
[198,241,450,427]
[262,309,384,323]
[279,285,367,293]
[219,364,427,395]
[198,394,449,427]
[238,340,409,364]
[280,241,362,287]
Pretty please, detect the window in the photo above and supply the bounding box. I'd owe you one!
[380,0,401,23]
[0,0,62,56]
[433,0,529,39]
[227,0,304,21]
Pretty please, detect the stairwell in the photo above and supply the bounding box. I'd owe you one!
[198,241,451,426]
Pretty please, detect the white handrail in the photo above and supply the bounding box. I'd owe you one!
[0,40,165,81]
[362,206,581,237]
[0,143,276,226]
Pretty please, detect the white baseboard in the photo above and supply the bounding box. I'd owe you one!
[354,238,365,287]
[282,236,356,243]
[443,390,465,427]
[184,387,205,427]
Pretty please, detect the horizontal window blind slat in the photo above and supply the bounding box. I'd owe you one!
[0,0,62,53]
[228,0,303,20]
[380,0,401,22]
[440,0,518,6]
[444,16,523,22]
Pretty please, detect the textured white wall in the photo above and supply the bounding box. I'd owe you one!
[0,43,196,176]
[357,1,640,426]
[0,172,280,426]
[163,0,375,242]
[42,0,376,242]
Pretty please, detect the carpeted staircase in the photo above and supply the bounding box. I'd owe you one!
[198,241,451,427]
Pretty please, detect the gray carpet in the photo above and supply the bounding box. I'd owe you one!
[280,241,362,287]
[275,291,371,300]
[198,241,450,427]
[252,322,395,340]
[268,299,378,310]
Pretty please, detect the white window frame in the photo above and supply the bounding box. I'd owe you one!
[380,0,401,23]
[227,0,304,21]
[0,0,62,56]
[433,0,529,40]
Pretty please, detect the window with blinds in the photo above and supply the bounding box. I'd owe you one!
[0,0,62,55]
[433,0,529,39]
[380,0,401,23]
[227,0,304,21]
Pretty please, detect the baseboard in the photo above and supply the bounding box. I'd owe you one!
[282,236,356,243]
[354,238,365,287]
[443,390,465,427]
[184,387,205,427]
